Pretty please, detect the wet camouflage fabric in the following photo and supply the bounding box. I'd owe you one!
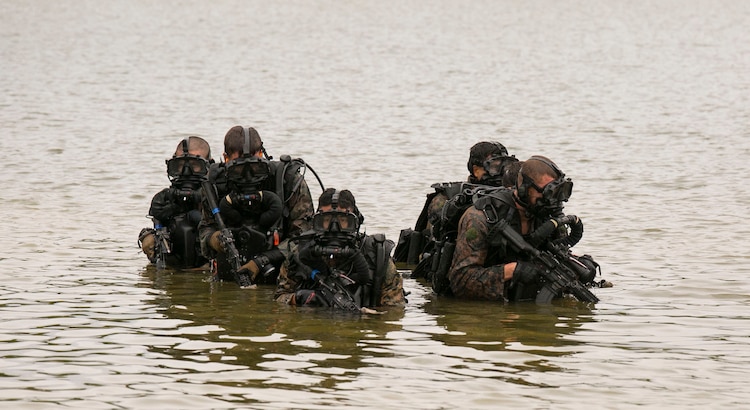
[274,236,406,308]
[448,189,573,301]
[426,192,448,234]
[285,177,314,237]
[448,206,510,300]
[378,259,407,306]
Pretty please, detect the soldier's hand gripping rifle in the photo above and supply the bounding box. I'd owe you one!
[201,181,253,288]
[312,269,361,312]
[491,218,599,304]
[153,220,171,271]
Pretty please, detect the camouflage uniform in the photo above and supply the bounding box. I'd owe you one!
[449,189,559,301]
[425,191,449,234]
[274,234,406,308]
[448,205,514,300]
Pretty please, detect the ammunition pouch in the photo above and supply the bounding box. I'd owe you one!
[430,240,455,296]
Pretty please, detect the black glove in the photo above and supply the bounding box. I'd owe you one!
[555,214,579,226]
[512,262,542,286]
[238,248,286,280]
[294,289,327,306]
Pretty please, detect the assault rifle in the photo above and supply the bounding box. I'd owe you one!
[313,269,361,312]
[153,221,171,271]
[201,181,253,288]
[491,218,599,304]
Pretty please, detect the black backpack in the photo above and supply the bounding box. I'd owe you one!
[394,182,484,269]
[401,184,509,295]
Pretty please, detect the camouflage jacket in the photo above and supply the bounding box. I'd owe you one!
[448,189,564,301]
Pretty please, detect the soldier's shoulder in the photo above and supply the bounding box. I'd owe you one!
[459,206,489,231]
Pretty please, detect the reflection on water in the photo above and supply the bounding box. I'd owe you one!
[136,267,603,406]
[422,292,595,351]
[140,267,407,388]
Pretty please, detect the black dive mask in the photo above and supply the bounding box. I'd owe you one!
[166,155,209,183]
[481,155,518,186]
[226,157,271,192]
[312,210,360,234]
[521,173,573,216]
[312,210,360,248]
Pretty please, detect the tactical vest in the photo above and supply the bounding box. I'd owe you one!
[395,181,483,268]
[207,157,307,283]
[424,186,513,295]
[209,157,306,238]
[355,234,394,307]
[302,233,394,309]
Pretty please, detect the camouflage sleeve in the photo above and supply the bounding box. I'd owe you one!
[286,177,314,237]
[448,207,507,300]
[379,259,406,306]
[274,260,299,304]
[426,192,448,232]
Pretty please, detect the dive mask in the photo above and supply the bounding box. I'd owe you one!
[166,155,209,181]
[226,157,271,186]
[481,154,519,185]
[312,210,360,234]
[482,155,516,177]
[523,173,573,213]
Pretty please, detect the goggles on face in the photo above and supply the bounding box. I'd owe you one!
[312,210,360,234]
[483,155,518,177]
[524,174,573,209]
[226,157,271,184]
[166,155,209,180]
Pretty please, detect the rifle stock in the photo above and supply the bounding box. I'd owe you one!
[201,181,252,288]
[494,219,599,304]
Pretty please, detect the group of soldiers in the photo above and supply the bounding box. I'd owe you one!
[138,127,607,312]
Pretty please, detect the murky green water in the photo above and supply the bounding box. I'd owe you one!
[2,0,749,408]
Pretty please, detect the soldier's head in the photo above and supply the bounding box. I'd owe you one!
[223,126,264,162]
[174,136,212,160]
[467,141,518,186]
[313,188,363,240]
[318,188,357,213]
[165,136,212,184]
[223,126,271,192]
[514,155,573,217]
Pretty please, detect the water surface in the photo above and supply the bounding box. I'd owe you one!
[1,0,749,408]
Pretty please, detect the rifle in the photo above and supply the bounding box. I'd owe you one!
[152,220,171,270]
[201,181,253,288]
[492,219,599,304]
[313,269,361,312]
